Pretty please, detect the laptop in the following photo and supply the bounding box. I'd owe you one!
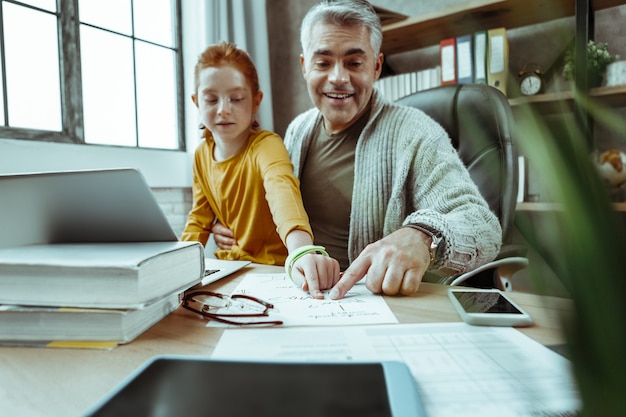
[202,259,251,285]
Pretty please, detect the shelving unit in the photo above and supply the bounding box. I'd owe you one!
[379,0,626,122]
[379,0,626,210]
[380,0,625,55]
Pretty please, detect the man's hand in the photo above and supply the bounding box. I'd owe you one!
[211,221,236,250]
[329,227,432,299]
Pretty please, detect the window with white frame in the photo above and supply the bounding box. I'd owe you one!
[0,0,184,150]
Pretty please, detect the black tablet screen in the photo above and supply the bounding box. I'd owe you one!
[87,358,393,417]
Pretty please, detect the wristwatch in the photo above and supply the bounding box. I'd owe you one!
[403,223,443,265]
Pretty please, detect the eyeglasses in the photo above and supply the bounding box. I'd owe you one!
[182,290,283,326]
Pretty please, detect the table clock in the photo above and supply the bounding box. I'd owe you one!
[518,63,544,96]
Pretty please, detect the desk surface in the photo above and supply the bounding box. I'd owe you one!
[0,264,572,417]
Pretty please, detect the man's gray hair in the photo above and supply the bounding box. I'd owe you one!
[300,0,382,56]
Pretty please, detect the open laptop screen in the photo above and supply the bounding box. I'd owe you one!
[0,168,177,247]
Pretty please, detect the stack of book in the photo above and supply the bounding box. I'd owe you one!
[375,66,442,102]
[0,241,204,348]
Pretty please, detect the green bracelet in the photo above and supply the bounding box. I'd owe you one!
[285,245,329,283]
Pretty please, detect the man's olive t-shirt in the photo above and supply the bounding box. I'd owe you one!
[299,111,370,270]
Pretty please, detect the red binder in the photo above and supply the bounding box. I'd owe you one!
[440,37,457,85]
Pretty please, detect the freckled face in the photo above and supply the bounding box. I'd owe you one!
[300,23,383,133]
[192,65,261,146]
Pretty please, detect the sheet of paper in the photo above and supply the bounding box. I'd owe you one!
[213,322,581,417]
[206,273,398,327]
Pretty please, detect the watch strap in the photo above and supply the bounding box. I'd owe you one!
[403,223,443,264]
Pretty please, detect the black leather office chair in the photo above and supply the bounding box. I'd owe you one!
[396,84,527,291]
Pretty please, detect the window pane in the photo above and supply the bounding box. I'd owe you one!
[133,0,175,47]
[18,0,56,12]
[135,42,178,149]
[80,26,136,146]
[78,0,131,35]
[3,3,61,131]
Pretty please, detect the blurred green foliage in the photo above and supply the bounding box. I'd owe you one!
[514,90,626,416]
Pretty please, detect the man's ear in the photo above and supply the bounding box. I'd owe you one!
[374,52,384,81]
[300,54,306,77]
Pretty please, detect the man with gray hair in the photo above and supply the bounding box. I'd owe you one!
[214,0,502,299]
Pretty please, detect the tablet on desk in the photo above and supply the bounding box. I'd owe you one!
[83,355,426,417]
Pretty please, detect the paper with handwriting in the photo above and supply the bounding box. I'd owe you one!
[206,273,398,327]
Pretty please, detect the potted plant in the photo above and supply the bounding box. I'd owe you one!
[562,40,618,86]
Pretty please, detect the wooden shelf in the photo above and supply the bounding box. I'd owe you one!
[508,84,626,112]
[372,5,407,26]
[381,0,626,55]
[517,201,626,211]
[589,84,626,106]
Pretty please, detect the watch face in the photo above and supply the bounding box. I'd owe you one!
[520,74,542,95]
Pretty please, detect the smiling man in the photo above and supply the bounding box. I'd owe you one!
[213,0,502,300]
[284,0,501,299]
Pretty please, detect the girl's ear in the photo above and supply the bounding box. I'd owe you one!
[253,91,263,113]
[191,94,199,108]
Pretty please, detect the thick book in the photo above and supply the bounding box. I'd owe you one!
[0,241,204,308]
[0,291,182,346]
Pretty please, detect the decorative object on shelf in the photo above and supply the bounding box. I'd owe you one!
[595,149,626,201]
[562,40,618,87]
[518,63,544,96]
[605,60,626,87]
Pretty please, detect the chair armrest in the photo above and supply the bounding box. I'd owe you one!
[496,243,527,259]
[448,256,529,291]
